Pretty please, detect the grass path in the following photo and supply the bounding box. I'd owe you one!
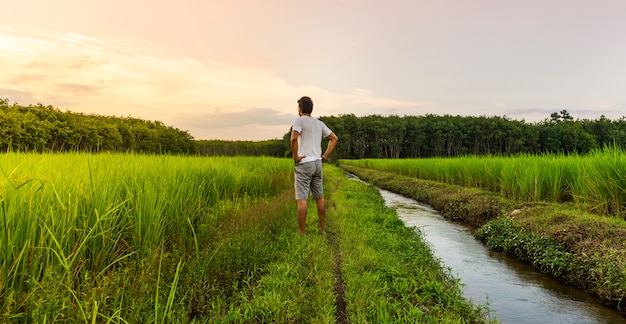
[326,230,348,324]
[323,165,490,323]
[180,164,490,323]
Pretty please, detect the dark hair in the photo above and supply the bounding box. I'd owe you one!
[298,96,313,114]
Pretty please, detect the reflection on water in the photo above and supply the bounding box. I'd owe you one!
[378,189,626,324]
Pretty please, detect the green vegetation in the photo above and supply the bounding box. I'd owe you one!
[340,159,626,315]
[475,213,626,307]
[324,167,491,323]
[0,99,288,157]
[0,99,195,154]
[0,154,293,322]
[4,98,624,320]
[195,139,285,157]
[317,111,626,159]
[341,148,626,219]
[0,154,490,322]
[6,99,626,160]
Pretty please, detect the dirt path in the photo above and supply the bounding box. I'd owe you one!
[327,230,348,324]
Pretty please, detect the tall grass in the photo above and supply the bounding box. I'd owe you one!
[565,149,626,216]
[341,147,626,219]
[0,153,293,321]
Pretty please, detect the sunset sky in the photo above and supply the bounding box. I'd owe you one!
[2,0,626,140]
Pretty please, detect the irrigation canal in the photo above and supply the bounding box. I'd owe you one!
[375,186,626,323]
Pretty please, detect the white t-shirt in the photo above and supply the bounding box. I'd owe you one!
[292,116,332,164]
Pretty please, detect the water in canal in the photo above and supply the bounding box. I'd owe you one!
[378,188,626,324]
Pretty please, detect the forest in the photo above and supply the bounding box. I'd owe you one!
[3,98,626,158]
[0,99,195,154]
[195,139,284,157]
[312,110,626,159]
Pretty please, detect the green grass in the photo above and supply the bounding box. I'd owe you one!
[474,208,626,309]
[324,166,492,323]
[340,147,626,219]
[0,153,493,322]
[0,153,294,322]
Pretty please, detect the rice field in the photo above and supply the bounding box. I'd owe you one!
[340,148,626,219]
[0,153,488,322]
[0,153,293,322]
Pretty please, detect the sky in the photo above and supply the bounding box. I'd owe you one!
[2,0,626,141]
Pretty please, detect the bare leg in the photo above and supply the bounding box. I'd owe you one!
[315,197,326,235]
[297,199,307,234]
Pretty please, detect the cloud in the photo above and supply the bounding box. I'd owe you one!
[327,88,435,116]
[176,108,294,130]
[504,107,560,116]
[495,102,626,122]
[54,83,102,96]
[0,88,39,105]
[0,26,434,140]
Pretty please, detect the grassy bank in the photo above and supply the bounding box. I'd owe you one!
[339,163,626,315]
[1,154,490,322]
[340,148,626,219]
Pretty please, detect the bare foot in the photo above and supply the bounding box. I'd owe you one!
[320,228,326,236]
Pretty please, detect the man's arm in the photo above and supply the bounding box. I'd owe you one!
[321,132,338,161]
[290,130,304,164]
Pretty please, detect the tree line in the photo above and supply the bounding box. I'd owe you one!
[306,110,626,159]
[195,139,284,157]
[4,99,626,158]
[0,99,195,154]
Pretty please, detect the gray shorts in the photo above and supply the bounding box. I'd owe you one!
[294,160,323,200]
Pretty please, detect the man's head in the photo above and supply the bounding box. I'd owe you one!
[298,96,313,114]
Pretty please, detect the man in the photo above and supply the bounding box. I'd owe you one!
[290,96,338,235]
